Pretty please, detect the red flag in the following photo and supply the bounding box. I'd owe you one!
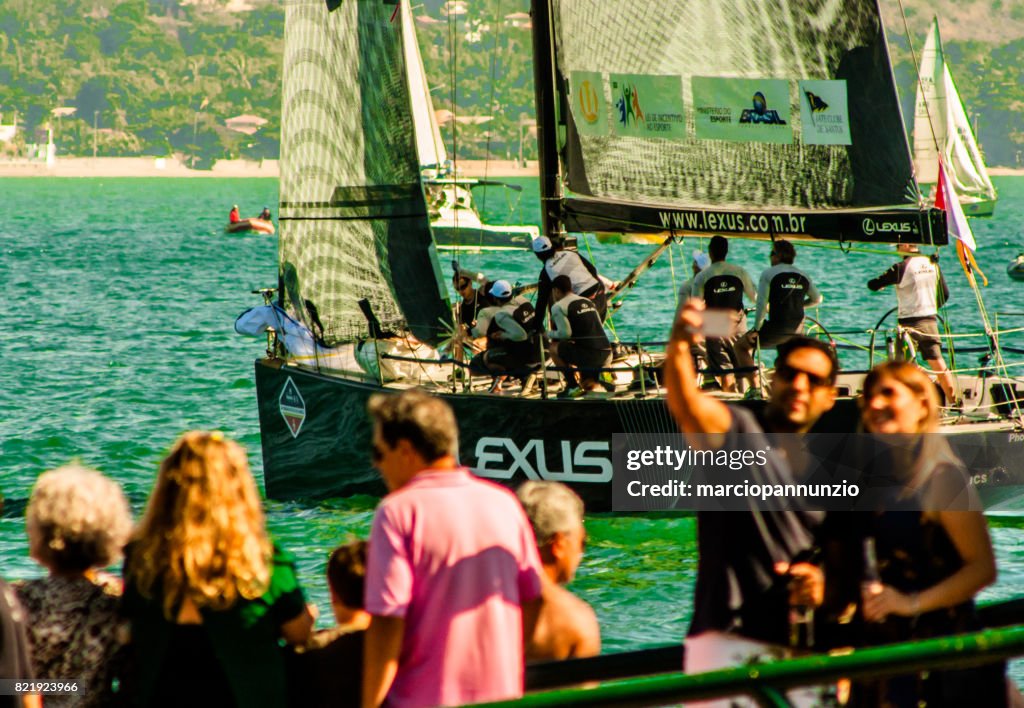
[934,163,946,211]
[934,159,977,252]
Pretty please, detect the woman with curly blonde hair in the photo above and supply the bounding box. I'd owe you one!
[123,431,314,707]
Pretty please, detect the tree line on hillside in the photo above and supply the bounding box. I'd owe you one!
[0,0,283,165]
[0,0,1020,168]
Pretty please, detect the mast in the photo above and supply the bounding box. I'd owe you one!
[530,0,562,240]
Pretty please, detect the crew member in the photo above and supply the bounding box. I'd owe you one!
[736,240,822,391]
[229,204,241,224]
[547,275,612,396]
[689,235,757,393]
[867,243,957,405]
[469,280,542,380]
[532,236,615,326]
[452,264,490,332]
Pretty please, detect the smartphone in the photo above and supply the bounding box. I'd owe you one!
[701,309,734,338]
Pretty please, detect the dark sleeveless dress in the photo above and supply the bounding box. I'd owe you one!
[847,437,1006,707]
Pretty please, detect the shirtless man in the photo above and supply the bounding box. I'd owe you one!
[516,481,600,661]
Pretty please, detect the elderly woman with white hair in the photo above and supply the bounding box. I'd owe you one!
[15,464,133,707]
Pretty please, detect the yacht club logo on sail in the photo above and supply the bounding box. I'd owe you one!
[279,378,306,439]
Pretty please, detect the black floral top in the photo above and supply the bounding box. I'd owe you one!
[15,576,127,707]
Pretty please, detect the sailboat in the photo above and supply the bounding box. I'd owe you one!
[245,0,1024,510]
[400,1,539,251]
[913,17,998,217]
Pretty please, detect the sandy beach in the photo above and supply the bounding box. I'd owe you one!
[0,156,1015,179]
[0,156,279,178]
[0,156,541,178]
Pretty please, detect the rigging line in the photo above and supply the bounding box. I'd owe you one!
[668,238,678,308]
[476,0,505,232]
[577,235,620,337]
[961,255,1024,420]
[446,1,458,183]
[895,0,942,185]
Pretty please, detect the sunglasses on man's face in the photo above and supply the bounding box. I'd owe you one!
[371,442,386,463]
[774,363,831,389]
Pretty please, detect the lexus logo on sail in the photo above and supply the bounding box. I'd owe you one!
[862,218,913,236]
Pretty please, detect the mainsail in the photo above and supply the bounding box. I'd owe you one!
[278,0,451,346]
[912,17,997,216]
[533,0,945,244]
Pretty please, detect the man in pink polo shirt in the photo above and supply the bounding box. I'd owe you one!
[362,390,544,708]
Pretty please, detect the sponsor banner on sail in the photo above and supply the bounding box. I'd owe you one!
[608,74,686,139]
[798,80,852,146]
[693,77,792,144]
[561,196,948,245]
[571,71,609,137]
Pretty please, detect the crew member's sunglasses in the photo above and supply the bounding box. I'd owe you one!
[774,363,831,389]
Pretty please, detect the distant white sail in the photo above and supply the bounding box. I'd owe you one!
[401,2,447,169]
[913,17,997,216]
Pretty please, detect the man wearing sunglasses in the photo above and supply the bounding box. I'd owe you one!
[362,390,544,708]
[664,298,838,701]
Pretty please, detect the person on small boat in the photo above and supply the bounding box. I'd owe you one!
[822,361,1004,707]
[547,274,612,397]
[362,390,543,708]
[532,235,615,325]
[286,540,368,708]
[689,235,757,393]
[468,280,542,383]
[229,204,241,223]
[735,240,822,391]
[516,481,600,661]
[867,244,958,406]
[258,206,272,221]
[665,300,839,706]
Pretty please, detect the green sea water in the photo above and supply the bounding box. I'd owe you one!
[2,176,1024,665]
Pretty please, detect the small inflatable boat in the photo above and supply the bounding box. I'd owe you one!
[1008,253,1024,282]
[225,218,275,235]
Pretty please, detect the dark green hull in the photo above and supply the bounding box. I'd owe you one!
[255,359,1024,510]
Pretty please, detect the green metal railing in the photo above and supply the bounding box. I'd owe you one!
[474,624,1024,708]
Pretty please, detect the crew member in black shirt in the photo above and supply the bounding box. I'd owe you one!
[532,236,616,327]
[546,275,612,397]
